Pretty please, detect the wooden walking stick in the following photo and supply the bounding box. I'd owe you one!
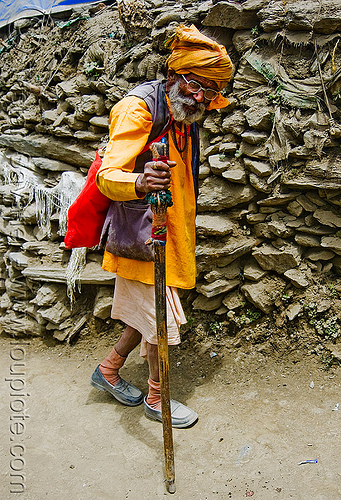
[146,140,176,494]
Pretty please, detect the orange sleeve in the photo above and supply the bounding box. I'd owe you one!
[96,96,153,201]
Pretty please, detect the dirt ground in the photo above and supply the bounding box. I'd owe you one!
[1,327,341,500]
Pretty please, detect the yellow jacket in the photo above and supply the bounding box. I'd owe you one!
[96,95,197,289]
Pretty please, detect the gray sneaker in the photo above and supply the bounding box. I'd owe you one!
[144,396,198,428]
[91,365,144,406]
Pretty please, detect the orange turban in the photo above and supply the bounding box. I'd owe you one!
[166,24,233,110]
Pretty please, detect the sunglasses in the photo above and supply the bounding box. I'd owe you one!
[181,75,218,101]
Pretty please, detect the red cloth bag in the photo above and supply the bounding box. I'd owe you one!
[64,125,171,249]
[64,150,110,248]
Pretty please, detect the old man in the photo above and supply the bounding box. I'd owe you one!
[91,24,233,428]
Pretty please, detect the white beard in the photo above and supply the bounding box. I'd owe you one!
[167,80,206,125]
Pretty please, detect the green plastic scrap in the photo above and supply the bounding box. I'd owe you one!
[244,50,319,109]
[84,61,104,75]
[280,89,319,109]
[0,34,19,56]
[257,61,276,83]
[244,52,276,83]
[57,16,90,29]
[109,31,120,39]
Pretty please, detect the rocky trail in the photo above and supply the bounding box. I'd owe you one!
[1,331,341,499]
[0,0,341,361]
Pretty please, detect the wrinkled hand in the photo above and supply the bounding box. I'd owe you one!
[135,160,176,193]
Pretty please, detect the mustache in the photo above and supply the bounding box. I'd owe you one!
[168,80,205,124]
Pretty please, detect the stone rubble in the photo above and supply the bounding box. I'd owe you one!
[0,0,340,349]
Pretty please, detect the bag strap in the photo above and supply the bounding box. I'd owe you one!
[140,117,173,154]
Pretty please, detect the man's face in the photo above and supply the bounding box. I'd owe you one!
[167,71,219,125]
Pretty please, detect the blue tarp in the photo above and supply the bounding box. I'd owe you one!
[0,0,101,29]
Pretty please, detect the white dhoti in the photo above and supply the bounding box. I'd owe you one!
[111,275,187,357]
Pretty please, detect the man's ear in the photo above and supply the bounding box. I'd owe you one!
[166,68,177,86]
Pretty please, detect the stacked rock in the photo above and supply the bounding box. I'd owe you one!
[0,0,340,346]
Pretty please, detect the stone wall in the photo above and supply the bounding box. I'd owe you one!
[0,0,341,345]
